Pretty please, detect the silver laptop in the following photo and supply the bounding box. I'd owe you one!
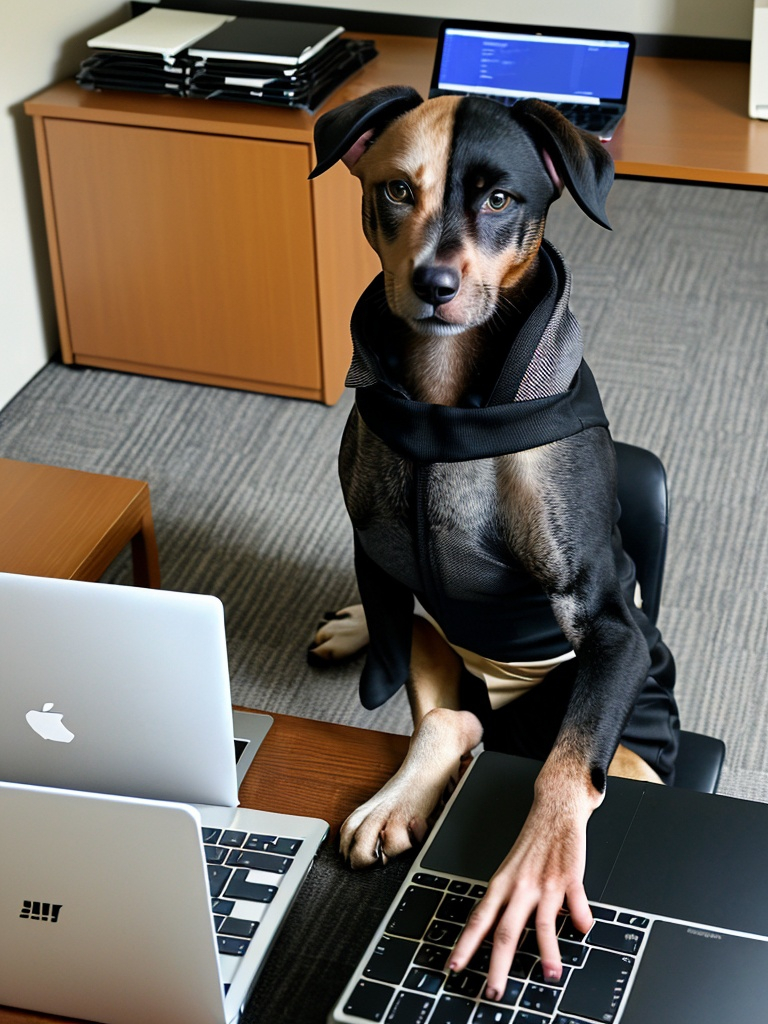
[0,572,328,1024]
[430,20,635,140]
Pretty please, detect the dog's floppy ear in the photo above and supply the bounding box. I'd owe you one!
[512,98,615,229]
[309,85,423,179]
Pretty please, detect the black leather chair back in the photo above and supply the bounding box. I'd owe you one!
[613,441,725,792]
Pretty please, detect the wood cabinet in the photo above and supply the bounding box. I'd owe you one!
[24,61,410,403]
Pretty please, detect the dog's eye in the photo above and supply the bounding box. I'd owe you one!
[385,180,414,204]
[483,191,512,212]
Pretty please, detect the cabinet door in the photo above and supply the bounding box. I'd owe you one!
[44,119,321,394]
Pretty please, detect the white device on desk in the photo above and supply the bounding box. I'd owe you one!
[0,572,328,1024]
[750,0,768,119]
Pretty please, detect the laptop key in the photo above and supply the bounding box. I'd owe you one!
[226,849,292,873]
[220,829,248,847]
[206,864,232,898]
[443,969,485,998]
[424,919,462,947]
[473,1004,514,1023]
[558,917,586,943]
[436,893,475,924]
[558,940,588,966]
[520,983,559,1015]
[384,990,433,1023]
[429,994,474,1023]
[414,944,449,970]
[467,942,492,974]
[386,886,443,939]
[223,869,278,903]
[344,980,394,1021]
[402,966,445,994]
[217,935,249,956]
[557,949,633,1023]
[364,935,418,984]
[201,828,222,844]
[485,977,522,1006]
[413,873,450,890]
[219,916,258,938]
[618,912,649,929]
[204,844,228,865]
[530,962,571,987]
[448,880,471,894]
[587,921,643,955]
[245,834,303,856]
[514,1013,548,1024]
[589,905,617,921]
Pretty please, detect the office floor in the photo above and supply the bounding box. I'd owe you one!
[0,177,766,801]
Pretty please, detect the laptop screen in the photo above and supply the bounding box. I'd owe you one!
[432,21,635,106]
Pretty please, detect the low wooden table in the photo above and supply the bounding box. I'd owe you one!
[0,458,161,586]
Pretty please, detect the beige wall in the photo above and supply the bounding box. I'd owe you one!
[0,0,129,411]
[262,0,755,40]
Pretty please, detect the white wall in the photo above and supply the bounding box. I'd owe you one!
[258,0,755,41]
[0,0,129,411]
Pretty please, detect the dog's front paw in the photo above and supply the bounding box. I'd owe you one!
[340,793,430,869]
[307,604,369,665]
[339,708,483,869]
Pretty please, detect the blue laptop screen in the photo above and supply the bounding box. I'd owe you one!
[437,28,631,105]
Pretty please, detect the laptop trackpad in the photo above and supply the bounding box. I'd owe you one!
[620,920,768,1023]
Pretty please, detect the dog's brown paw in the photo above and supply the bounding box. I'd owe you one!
[307,604,369,666]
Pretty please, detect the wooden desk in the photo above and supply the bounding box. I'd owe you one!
[0,710,409,1024]
[25,36,768,406]
[0,458,160,587]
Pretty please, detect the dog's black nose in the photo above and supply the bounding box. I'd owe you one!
[412,266,460,307]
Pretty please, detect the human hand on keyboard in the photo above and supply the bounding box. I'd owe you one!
[447,757,604,999]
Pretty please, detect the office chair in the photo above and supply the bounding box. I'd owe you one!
[614,442,726,793]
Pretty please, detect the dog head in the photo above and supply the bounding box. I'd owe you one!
[311,87,613,336]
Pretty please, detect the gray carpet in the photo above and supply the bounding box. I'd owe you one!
[1,178,766,802]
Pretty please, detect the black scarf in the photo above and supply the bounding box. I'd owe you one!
[347,240,608,462]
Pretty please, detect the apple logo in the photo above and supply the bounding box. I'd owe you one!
[25,703,75,743]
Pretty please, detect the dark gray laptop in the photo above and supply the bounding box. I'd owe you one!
[330,751,768,1023]
[430,20,635,140]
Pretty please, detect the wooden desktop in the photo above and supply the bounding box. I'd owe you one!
[24,35,768,408]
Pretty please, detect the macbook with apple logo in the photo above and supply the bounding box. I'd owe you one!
[0,571,328,1024]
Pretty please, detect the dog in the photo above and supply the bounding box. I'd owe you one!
[308,86,679,996]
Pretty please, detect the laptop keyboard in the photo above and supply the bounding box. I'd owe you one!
[202,827,303,959]
[463,95,621,138]
[341,871,647,1023]
[548,103,621,136]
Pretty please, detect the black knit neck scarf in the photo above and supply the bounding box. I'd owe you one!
[346,240,608,463]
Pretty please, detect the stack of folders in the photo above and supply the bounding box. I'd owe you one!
[77,7,377,112]
[77,8,233,96]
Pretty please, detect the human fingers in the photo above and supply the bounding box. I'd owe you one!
[482,894,533,1000]
[535,889,567,982]
[565,880,594,937]
[447,889,503,974]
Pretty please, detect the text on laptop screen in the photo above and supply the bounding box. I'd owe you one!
[438,28,631,105]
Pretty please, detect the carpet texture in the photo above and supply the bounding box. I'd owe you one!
[0,178,766,802]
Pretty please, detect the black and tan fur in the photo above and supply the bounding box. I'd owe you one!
[309,87,666,991]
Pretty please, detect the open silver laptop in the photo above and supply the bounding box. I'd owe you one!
[430,20,635,140]
[0,572,328,1024]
